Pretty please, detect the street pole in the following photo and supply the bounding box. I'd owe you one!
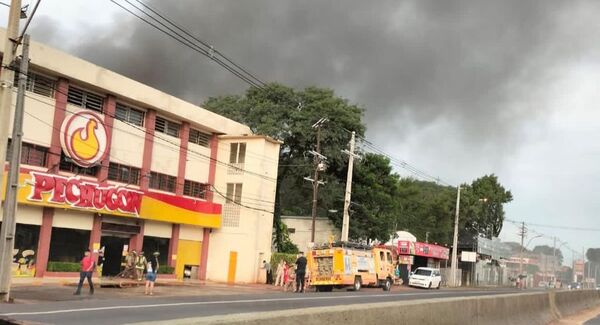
[518,222,526,288]
[450,186,461,287]
[0,0,22,233]
[340,131,356,242]
[0,34,29,303]
[552,236,556,285]
[309,118,326,243]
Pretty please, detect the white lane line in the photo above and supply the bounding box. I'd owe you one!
[0,290,514,317]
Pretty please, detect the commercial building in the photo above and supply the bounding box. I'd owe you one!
[0,30,280,283]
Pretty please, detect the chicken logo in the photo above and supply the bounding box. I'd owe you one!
[60,111,108,168]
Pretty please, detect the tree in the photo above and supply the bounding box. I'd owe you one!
[204,83,365,251]
[533,245,564,265]
[459,175,513,239]
[586,248,600,264]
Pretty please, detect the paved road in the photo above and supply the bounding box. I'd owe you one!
[586,314,600,325]
[0,287,523,325]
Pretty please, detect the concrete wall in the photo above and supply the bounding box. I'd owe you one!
[281,216,341,252]
[207,136,280,283]
[153,290,600,325]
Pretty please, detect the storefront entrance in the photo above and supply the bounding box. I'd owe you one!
[100,235,129,276]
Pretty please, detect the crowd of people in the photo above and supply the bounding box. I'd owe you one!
[263,251,309,293]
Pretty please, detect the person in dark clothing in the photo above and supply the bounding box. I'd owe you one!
[74,250,95,295]
[295,252,307,293]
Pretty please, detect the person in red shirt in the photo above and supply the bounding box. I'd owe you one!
[74,249,95,295]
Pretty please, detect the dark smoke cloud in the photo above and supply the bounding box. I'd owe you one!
[30,0,597,149]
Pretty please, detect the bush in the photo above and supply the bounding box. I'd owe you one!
[158,265,175,274]
[47,261,80,272]
[270,253,298,271]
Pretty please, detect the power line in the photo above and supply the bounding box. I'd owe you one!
[505,218,600,232]
[108,0,265,90]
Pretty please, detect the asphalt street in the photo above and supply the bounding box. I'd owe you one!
[0,287,523,325]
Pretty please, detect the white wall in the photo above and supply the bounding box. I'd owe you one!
[184,142,211,183]
[151,134,180,176]
[144,221,172,238]
[52,210,93,230]
[282,217,341,252]
[110,120,145,168]
[1,205,43,225]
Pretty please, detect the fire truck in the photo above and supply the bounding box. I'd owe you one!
[308,243,395,292]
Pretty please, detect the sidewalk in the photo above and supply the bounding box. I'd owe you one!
[8,277,286,304]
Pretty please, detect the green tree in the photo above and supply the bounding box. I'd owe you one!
[460,175,513,239]
[586,248,600,264]
[204,83,365,251]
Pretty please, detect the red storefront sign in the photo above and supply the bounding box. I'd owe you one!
[397,241,449,260]
[28,172,142,215]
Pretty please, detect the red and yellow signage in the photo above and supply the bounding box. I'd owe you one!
[60,111,109,167]
[4,170,221,228]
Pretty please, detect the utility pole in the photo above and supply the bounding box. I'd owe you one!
[305,118,327,244]
[425,231,430,243]
[552,236,557,285]
[0,34,29,303]
[340,131,356,242]
[0,0,22,233]
[450,186,461,287]
[518,221,526,288]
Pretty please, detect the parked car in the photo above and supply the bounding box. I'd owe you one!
[568,282,581,290]
[408,267,442,289]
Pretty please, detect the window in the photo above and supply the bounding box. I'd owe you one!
[189,128,211,147]
[229,143,246,164]
[59,152,98,176]
[142,236,169,266]
[149,171,176,193]
[155,116,180,138]
[67,86,104,112]
[14,71,55,97]
[387,252,392,263]
[183,180,208,199]
[115,103,145,127]
[226,183,243,204]
[108,162,141,185]
[48,228,90,263]
[288,228,296,234]
[6,140,48,167]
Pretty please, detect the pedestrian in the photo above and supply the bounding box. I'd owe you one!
[74,249,95,295]
[123,250,137,279]
[282,261,289,287]
[284,264,296,292]
[295,252,307,293]
[136,251,148,281]
[145,252,159,295]
[274,260,285,286]
[97,247,105,277]
[262,260,272,284]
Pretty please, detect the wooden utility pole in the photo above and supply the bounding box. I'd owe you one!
[306,118,327,244]
[341,131,356,242]
[0,34,29,303]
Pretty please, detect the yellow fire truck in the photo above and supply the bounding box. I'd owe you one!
[308,244,395,292]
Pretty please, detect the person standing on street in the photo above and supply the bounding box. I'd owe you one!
[74,249,95,295]
[274,260,285,286]
[262,260,272,284]
[145,252,159,295]
[295,252,307,293]
[136,251,148,281]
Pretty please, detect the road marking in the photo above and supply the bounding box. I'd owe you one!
[1,290,515,317]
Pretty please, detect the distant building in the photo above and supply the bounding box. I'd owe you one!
[281,216,340,252]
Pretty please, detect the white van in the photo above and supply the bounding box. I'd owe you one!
[408,267,442,289]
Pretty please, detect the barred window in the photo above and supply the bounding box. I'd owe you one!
[14,71,55,97]
[59,152,98,176]
[108,162,141,185]
[115,103,145,127]
[67,86,104,113]
[183,180,207,199]
[229,143,246,164]
[155,116,180,138]
[149,172,176,193]
[225,183,243,204]
[6,139,48,167]
[189,128,211,147]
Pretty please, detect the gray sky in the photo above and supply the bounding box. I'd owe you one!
[7,0,600,262]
